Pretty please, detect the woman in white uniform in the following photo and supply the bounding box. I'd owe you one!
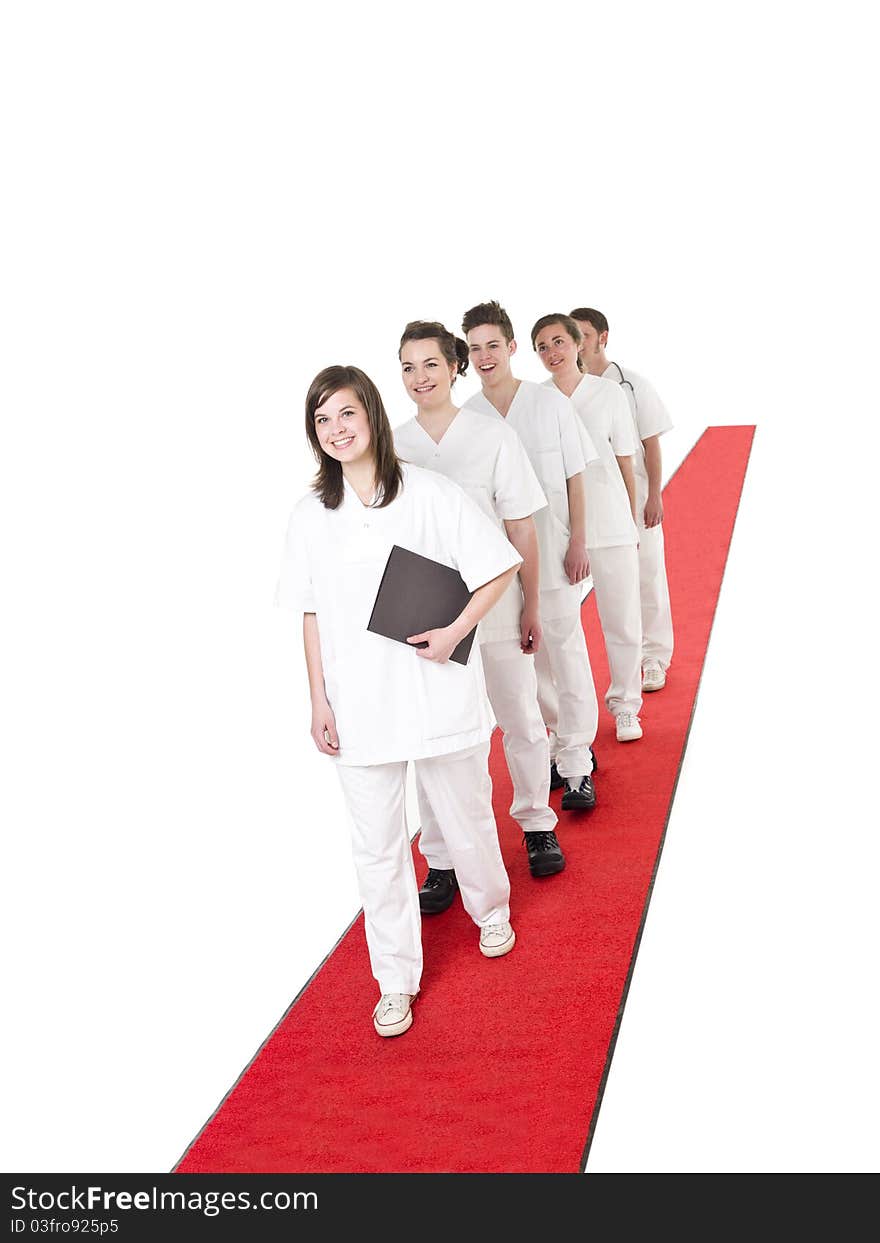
[460,299,601,811]
[276,365,522,1038]
[531,314,645,743]
[393,321,567,894]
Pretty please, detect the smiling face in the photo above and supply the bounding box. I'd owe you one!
[313,387,372,466]
[533,322,581,375]
[400,339,456,410]
[466,323,516,388]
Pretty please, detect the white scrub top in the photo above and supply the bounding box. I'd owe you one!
[276,463,522,767]
[393,407,547,643]
[602,361,674,516]
[464,381,597,592]
[544,375,638,550]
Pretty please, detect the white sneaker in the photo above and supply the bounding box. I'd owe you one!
[642,660,666,692]
[479,920,516,959]
[372,993,414,1037]
[616,711,643,742]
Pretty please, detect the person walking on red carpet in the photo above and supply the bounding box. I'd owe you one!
[394,320,567,901]
[276,366,521,1038]
[460,300,601,812]
[532,314,645,743]
[570,307,674,692]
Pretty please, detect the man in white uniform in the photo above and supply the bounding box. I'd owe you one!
[571,307,674,690]
[395,328,566,899]
[460,300,600,811]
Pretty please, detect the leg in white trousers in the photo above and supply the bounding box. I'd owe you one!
[588,544,643,718]
[336,759,422,997]
[419,640,556,854]
[339,745,510,994]
[415,743,510,926]
[474,638,556,834]
[533,594,599,780]
[638,520,674,670]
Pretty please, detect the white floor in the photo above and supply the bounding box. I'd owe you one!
[586,432,879,1172]
[2,2,877,1176]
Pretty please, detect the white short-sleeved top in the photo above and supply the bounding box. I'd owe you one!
[602,361,674,517]
[276,463,522,767]
[393,407,547,642]
[464,381,597,591]
[544,375,638,550]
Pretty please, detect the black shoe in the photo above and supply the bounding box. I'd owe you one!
[524,831,566,877]
[561,774,597,811]
[418,867,458,914]
[552,750,597,789]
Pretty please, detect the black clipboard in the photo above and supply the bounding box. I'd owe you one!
[367,544,477,666]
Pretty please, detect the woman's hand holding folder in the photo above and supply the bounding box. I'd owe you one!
[406,623,465,664]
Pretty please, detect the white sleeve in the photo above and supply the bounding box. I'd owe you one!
[608,385,637,456]
[557,398,589,476]
[574,416,600,466]
[392,421,421,465]
[492,425,547,520]
[451,485,523,591]
[634,375,674,440]
[274,500,317,612]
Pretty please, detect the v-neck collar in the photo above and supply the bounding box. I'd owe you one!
[568,372,595,401]
[477,378,522,420]
[505,379,526,419]
[342,475,380,509]
[413,407,463,448]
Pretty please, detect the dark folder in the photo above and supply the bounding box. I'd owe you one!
[367,544,477,666]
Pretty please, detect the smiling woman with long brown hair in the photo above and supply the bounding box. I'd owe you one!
[277,364,522,1038]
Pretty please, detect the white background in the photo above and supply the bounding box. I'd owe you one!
[2,1,877,1174]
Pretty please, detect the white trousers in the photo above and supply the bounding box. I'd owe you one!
[638,520,674,670]
[534,590,599,779]
[588,544,643,717]
[337,743,510,995]
[419,638,556,862]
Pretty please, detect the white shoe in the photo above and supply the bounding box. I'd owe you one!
[642,660,666,692]
[479,921,516,959]
[616,711,643,742]
[372,993,414,1037]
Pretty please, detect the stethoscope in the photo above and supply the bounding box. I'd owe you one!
[606,360,638,415]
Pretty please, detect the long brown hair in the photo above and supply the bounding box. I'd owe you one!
[304,365,403,510]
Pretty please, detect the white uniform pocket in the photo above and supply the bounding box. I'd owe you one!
[419,655,484,742]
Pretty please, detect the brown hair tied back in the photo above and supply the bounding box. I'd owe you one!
[398,320,469,379]
[529,313,585,372]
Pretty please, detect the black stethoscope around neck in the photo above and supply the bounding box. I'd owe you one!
[606,360,638,414]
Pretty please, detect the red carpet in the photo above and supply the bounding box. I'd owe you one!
[177,425,755,1174]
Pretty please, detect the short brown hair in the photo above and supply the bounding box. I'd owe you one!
[305,365,403,510]
[569,307,609,336]
[461,300,515,343]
